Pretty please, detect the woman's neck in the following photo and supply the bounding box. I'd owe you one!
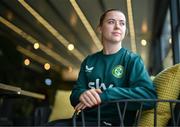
[102,41,122,55]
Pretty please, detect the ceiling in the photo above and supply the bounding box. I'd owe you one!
[0,0,156,80]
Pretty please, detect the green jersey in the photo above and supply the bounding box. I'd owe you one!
[70,48,157,121]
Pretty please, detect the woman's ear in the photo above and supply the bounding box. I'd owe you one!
[97,26,102,34]
[99,30,102,34]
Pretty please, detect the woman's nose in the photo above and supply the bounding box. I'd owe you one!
[115,22,120,29]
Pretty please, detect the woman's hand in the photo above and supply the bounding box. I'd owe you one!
[78,89,102,109]
[75,102,86,111]
[75,89,102,111]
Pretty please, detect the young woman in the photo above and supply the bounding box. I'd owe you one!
[48,9,157,126]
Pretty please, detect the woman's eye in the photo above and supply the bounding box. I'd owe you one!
[120,22,125,26]
[108,21,115,24]
[121,23,124,25]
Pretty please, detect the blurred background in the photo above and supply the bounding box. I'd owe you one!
[0,0,179,126]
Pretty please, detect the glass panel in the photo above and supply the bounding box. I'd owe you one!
[160,9,173,68]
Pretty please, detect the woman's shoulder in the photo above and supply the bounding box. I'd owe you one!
[86,50,102,59]
[82,51,102,64]
[123,48,140,60]
[123,48,144,67]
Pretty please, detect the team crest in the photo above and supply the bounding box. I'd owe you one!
[112,65,124,78]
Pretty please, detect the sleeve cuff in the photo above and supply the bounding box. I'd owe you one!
[99,92,108,103]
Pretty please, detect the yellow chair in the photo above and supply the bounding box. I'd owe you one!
[139,64,180,126]
[48,90,74,122]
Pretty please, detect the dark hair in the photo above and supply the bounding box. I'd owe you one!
[99,9,125,26]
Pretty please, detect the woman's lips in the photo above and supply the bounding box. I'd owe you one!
[112,32,121,36]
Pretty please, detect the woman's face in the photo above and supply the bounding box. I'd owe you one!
[100,11,126,44]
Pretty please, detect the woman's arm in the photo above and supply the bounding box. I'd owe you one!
[99,56,157,109]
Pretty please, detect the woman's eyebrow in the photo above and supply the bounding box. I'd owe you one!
[106,19,126,23]
[106,19,116,21]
